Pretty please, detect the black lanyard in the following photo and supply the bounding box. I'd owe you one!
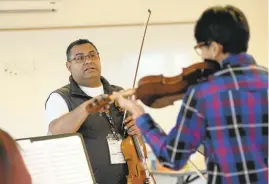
[102,111,121,141]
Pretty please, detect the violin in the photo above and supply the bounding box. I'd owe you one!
[118,9,155,184]
[135,59,221,108]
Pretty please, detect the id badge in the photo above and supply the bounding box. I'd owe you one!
[106,134,126,164]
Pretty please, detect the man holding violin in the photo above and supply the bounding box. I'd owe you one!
[45,39,140,184]
[112,5,268,184]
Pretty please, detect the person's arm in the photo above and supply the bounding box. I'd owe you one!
[45,93,90,135]
[135,87,206,170]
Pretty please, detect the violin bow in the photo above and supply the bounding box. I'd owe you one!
[122,9,152,131]
[132,9,152,88]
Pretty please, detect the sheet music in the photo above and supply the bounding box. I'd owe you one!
[17,135,95,184]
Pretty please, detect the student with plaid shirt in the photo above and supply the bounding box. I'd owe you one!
[112,5,268,184]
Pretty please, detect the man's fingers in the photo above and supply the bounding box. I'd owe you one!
[124,116,133,123]
[127,126,136,132]
[100,104,110,112]
[87,94,111,113]
[127,128,140,136]
[125,121,134,129]
[88,94,108,105]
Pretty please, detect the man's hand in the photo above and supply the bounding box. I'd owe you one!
[83,94,110,114]
[124,116,140,136]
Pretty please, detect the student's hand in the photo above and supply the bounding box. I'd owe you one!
[112,91,145,119]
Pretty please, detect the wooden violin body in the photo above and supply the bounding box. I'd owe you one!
[121,135,154,184]
[135,60,221,108]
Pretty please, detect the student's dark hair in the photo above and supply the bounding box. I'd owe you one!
[194,5,250,54]
[66,39,99,61]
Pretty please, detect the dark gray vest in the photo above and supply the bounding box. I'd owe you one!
[46,76,128,184]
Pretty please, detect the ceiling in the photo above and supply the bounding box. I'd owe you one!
[0,0,267,30]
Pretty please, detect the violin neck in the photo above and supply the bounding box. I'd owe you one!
[131,135,144,160]
[132,135,155,183]
[121,107,144,160]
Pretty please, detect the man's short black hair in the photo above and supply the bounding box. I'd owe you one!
[194,5,250,54]
[66,39,99,61]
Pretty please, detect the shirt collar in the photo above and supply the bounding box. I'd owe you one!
[69,76,113,97]
[220,53,256,68]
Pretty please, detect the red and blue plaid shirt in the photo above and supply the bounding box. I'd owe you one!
[136,53,268,184]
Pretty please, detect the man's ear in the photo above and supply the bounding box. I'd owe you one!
[66,61,71,72]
